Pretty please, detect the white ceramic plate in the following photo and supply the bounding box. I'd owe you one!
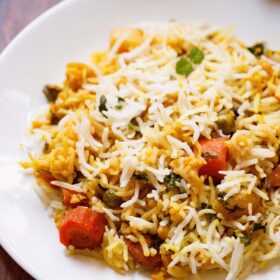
[0,0,280,279]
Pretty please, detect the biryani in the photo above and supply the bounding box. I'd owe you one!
[21,21,280,279]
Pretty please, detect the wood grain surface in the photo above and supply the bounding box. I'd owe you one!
[0,1,61,279]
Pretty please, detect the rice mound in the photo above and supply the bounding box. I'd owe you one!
[21,21,280,279]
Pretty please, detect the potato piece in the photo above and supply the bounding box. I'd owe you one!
[64,63,95,90]
[227,191,260,210]
[110,28,144,53]
[213,191,261,220]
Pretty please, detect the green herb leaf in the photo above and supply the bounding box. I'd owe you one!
[176,58,193,76]
[115,97,125,110]
[201,203,209,209]
[128,122,136,131]
[98,183,106,196]
[99,95,108,116]
[164,172,182,190]
[151,235,163,250]
[118,97,125,102]
[240,233,251,246]
[248,42,265,57]
[217,192,225,201]
[253,223,266,232]
[205,213,217,223]
[73,171,85,184]
[133,171,147,181]
[115,105,123,110]
[130,117,138,126]
[188,47,205,64]
[128,117,139,131]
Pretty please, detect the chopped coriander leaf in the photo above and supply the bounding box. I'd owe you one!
[128,117,139,131]
[98,183,106,196]
[151,235,163,249]
[217,192,225,201]
[205,213,217,223]
[188,47,205,64]
[201,203,209,209]
[130,117,138,126]
[115,104,123,110]
[117,97,125,102]
[240,233,251,246]
[253,223,266,232]
[175,58,193,76]
[164,172,182,190]
[128,122,136,131]
[73,171,85,184]
[115,97,125,110]
[248,42,265,57]
[133,171,147,180]
[99,95,108,116]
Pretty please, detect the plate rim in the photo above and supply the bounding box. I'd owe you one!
[0,1,76,279]
[0,0,280,279]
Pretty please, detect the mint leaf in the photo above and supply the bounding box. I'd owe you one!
[99,95,107,116]
[189,47,204,64]
[176,58,193,76]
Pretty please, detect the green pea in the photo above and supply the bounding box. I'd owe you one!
[103,189,123,208]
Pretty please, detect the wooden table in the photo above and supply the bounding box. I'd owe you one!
[0,1,61,278]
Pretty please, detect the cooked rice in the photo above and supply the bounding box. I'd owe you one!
[20,21,280,279]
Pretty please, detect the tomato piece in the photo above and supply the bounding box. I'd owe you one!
[267,165,280,188]
[42,175,60,190]
[125,238,162,270]
[199,137,228,179]
[59,207,107,249]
